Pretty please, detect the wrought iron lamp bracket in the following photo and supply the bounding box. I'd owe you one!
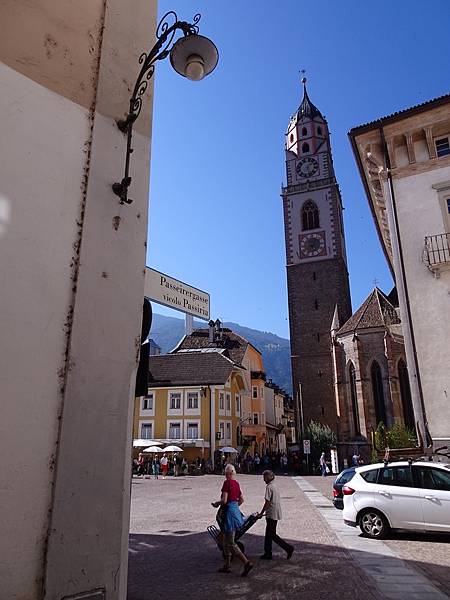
[112,11,201,205]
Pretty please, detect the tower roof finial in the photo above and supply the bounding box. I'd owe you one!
[296,71,323,120]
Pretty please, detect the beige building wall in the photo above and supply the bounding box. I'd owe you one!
[0,1,157,598]
[350,98,450,447]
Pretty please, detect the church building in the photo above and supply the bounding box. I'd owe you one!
[281,78,352,433]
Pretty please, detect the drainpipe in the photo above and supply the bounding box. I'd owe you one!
[378,122,428,444]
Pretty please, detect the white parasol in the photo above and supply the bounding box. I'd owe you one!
[143,446,165,453]
[133,439,162,447]
[163,445,183,452]
[221,446,238,453]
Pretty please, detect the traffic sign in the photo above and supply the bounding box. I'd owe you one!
[303,439,311,454]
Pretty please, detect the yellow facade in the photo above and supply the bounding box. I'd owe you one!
[133,370,247,463]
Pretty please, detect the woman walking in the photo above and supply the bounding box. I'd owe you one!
[212,464,254,576]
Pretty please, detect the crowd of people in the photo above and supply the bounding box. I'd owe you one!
[133,453,213,478]
[232,450,299,475]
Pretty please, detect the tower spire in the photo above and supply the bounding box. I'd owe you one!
[297,76,323,120]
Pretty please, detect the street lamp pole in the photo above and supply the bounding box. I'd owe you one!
[112,11,218,205]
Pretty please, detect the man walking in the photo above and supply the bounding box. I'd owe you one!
[258,470,294,560]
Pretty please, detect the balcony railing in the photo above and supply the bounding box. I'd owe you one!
[423,233,450,276]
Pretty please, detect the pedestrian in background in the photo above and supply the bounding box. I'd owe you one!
[152,457,160,479]
[160,453,168,479]
[258,470,294,560]
[319,452,328,476]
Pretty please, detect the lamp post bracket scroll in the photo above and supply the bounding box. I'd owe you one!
[112,11,219,205]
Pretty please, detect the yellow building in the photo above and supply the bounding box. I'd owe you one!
[171,320,271,456]
[133,351,247,464]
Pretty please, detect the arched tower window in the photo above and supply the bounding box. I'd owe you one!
[317,126,323,135]
[349,363,360,435]
[302,142,310,153]
[398,359,415,429]
[371,361,386,425]
[302,127,307,136]
[302,200,320,230]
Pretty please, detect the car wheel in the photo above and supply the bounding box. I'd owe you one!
[358,509,389,539]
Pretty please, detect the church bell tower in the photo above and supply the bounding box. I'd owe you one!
[282,78,352,432]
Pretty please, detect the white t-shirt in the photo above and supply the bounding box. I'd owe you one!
[160,457,168,466]
[265,481,282,521]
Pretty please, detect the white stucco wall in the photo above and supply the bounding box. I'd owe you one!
[0,0,156,597]
[0,62,92,597]
[393,166,450,441]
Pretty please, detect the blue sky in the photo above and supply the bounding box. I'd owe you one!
[147,0,450,338]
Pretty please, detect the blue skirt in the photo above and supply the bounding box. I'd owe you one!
[223,501,244,533]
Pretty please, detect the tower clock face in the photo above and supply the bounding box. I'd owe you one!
[299,232,326,258]
[296,157,319,178]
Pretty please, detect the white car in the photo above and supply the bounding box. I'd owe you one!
[342,460,450,539]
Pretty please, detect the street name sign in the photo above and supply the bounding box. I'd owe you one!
[144,267,210,321]
[303,439,311,454]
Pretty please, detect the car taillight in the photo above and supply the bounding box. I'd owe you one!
[342,486,355,495]
[333,488,339,498]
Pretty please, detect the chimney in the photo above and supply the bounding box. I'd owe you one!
[208,319,215,343]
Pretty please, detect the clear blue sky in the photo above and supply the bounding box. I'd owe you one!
[147,0,450,338]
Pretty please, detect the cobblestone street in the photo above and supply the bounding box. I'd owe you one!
[127,474,450,599]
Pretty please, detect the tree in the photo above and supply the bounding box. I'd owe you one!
[305,420,337,465]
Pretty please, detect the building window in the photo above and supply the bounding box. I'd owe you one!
[371,361,387,425]
[435,137,450,157]
[235,395,240,414]
[186,422,199,439]
[349,363,360,435]
[314,299,319,310]
[302,142,310,153]
[398,359,415,429]
[219,392,225,410]
[141,422,153,439]
[252,386,258,399]
[225,421,231,441]
[141,393,153,411]
[302,127,307,136]
[219,422,225,440]
[290,133,294,143]
[302,200,320,230]
[187,392,199,409]
[313,271,316,280]
[169,393,181,410]
[317,126,323,135]
[169,422,181,439]
[226,393,231,411]
[317,333,320,342]
[253,413,259,425]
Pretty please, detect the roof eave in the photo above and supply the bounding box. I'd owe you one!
[348,130,395,277]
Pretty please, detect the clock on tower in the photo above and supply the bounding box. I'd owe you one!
[281,77,352,433]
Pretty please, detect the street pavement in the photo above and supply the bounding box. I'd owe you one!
[128,473,450,599]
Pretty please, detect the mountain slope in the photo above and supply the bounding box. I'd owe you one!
[150,313,292,394]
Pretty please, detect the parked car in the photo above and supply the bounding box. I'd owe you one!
[343,460,450,539]
[332,467,356,509]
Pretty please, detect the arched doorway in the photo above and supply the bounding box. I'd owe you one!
[398,359,415,429]
[371,361,386,425]
[349,363,360,435]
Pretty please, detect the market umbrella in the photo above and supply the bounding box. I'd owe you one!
[143,446,165,453]
[221,446,238,453]
[133,439,161,447]
[163,445,183,452]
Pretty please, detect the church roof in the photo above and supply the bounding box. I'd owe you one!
[296,80,323,120]
[337,288,400,336]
